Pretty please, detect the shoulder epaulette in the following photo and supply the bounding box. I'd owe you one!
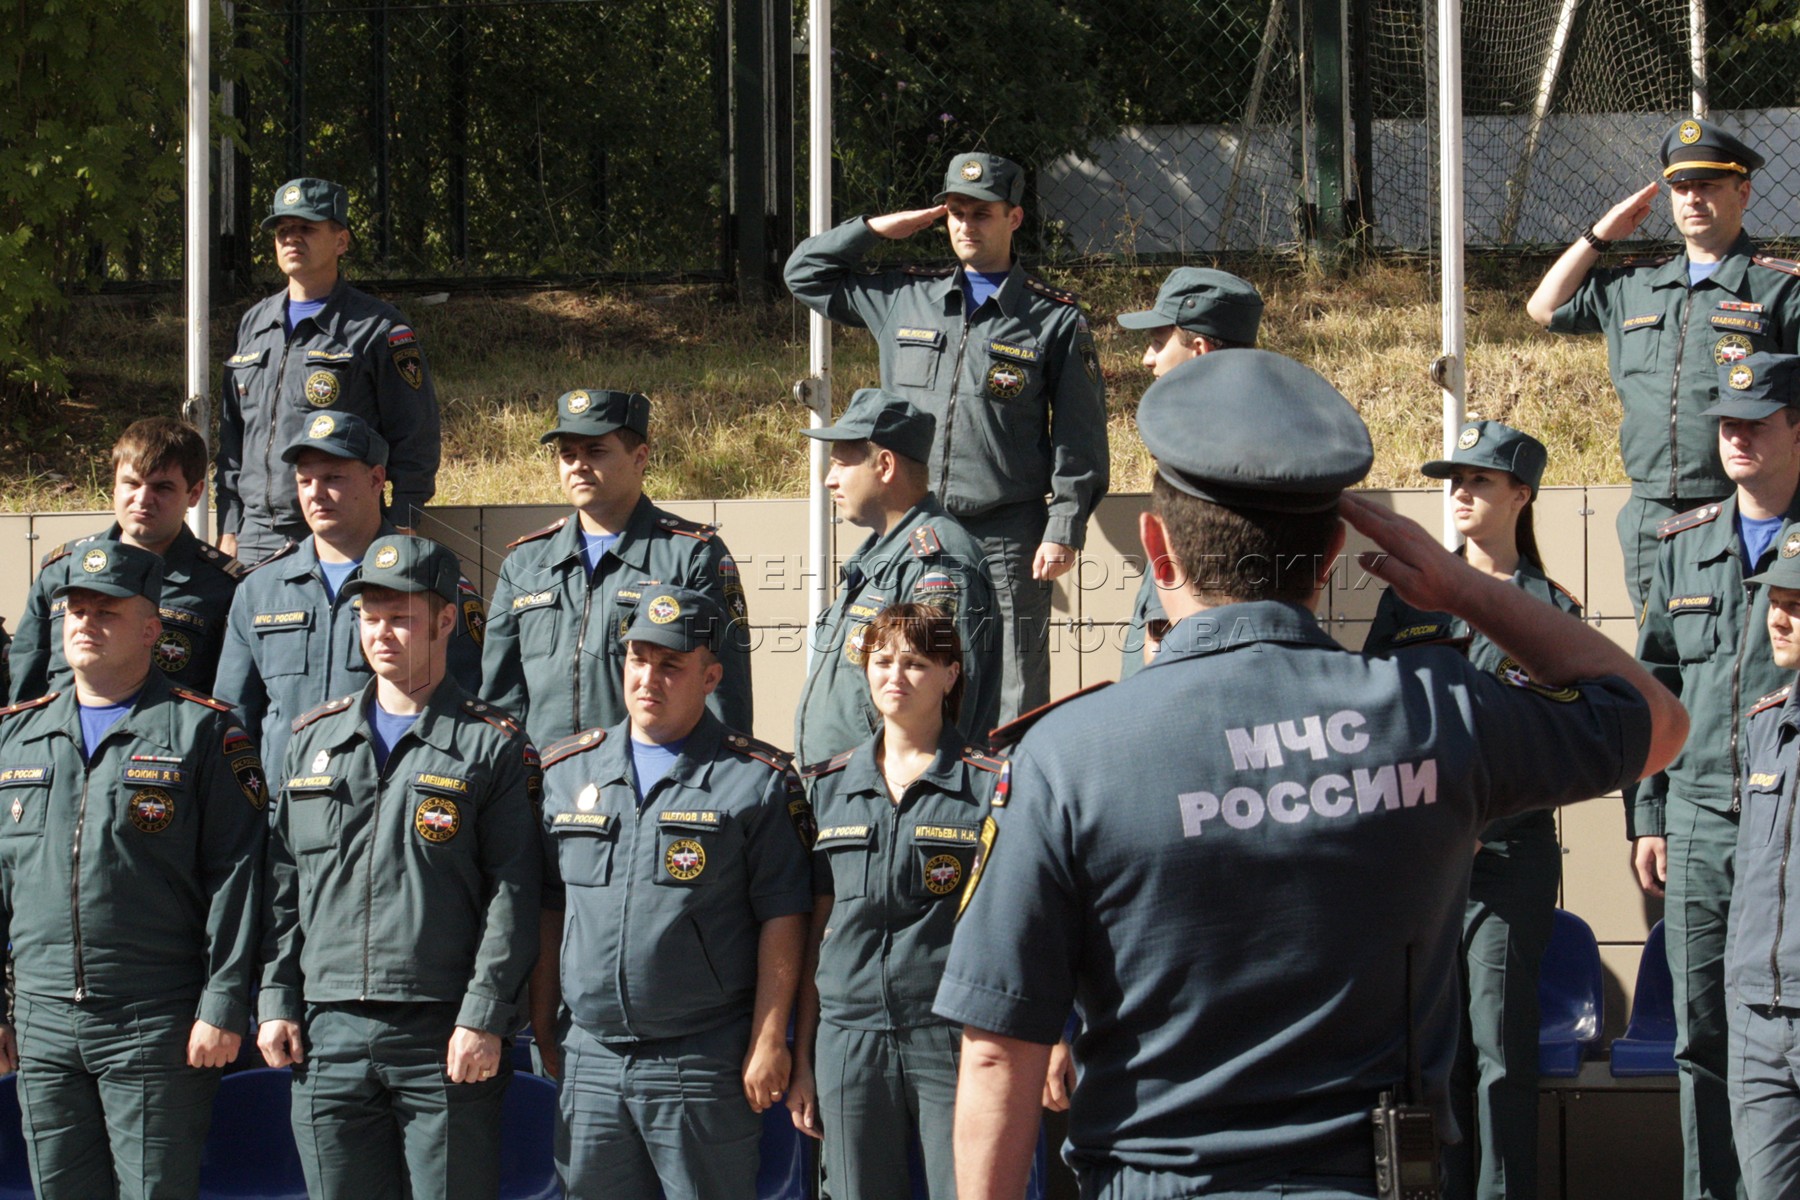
[721,729,791,771]
[1550,578,1583,609]
[1752,684,1793,716]
[507,517,567,549]
[657,514,718,543]
[902,264,955,278]
[801,748,856,780]
[1024,276,1081,306]
[961,748,1005,775]
[911,526,943,557]
[1754,253,1800,278]
[195,541,249,579]
[988,680,1113,752]
[37,543,70,570]
[170,686,232,713]
[242,540,299,573]
[0,694,56,720]
[542,727,607,767]
[1621,254,1673,269]
[461,698,520,737]
[1657,502,1724,539]
[290,694,356,733]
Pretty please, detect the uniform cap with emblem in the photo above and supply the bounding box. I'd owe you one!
[934,152,1026,206]
[337,535,464,604]
[540,388,651,444]
[1420,419,1548,498]
[803,388,936,465]
[261,177,350,230]
[51,539,164,606]
[1661,116,1764,183]
[1702,352,1800,420]
[280,410,390,467]
[1746,524,1800,590]
[1115,268,1264,345]
[621,586,732,654]
[1136,349,1372,513]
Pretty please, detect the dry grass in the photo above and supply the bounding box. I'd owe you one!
[8,255,1623,512]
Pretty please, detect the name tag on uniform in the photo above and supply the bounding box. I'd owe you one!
[286,775,338,791]
[158,606,207,630]
[227,350,266,367]
[1388,621,1455,646]
[123,765,186,788]
[1710,311,1768,336]
[253,610,310,630]
[1747,770,1784,791]
[511,591,557,612]
[658,810,721,827]
[304,349,356,363]
[0,766,51,786]
[415,772,471,796]
[895,327,944,348]
[553,812,614,831]
[1621,314,1662,331]
[816,825,872,846]
[914,824,980,844]
[1667,594,1719,614]
[987,340,1041,364]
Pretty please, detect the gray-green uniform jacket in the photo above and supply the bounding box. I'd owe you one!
[1631,493,1800,836]
[794,497,1001,763]
[1363,561,1582,846]
[0,674,267,1030]
[1550,233,1800,500]
[212,525,486,785]
[539,713,814,1041]
[217,279,440,534]
[805,727,1003,1029]
[784,218,1109,548]
[480,497,752,747]
[10,525,246,703]
[260,680,541,1035]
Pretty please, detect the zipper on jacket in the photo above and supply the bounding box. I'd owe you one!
[1734,578,1761,814]
[1772,756,1796,1005]
[262,340,297,519]
[937,324,973,503]
[1667,292,1692,496]
[70,766,93,1001]
[573,571,597,731]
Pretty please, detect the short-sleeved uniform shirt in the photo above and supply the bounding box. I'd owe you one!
[481,497,753,747]
[259,680,541,1035]
[9,525,245,702]
[218,279,440,534]
[212,527,485,782]
[539,713,814,1041]
[795,497,1001,763]
[784,218,1109,548]
[1362,560,1582,847]
[1728,681,1800,1006]
[1549,233,1800,500]
[805,727,1003,1030]
[0,673,267,1031]
[934,602,1651,1190]
[1631,494,1800,836]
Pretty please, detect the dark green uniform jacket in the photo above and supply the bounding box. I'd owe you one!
[481,497,753,747]
[0,674,267,1030]
[260,680,541,1035]
[1550,233,1800,500]
[1730,682,1800,1004]
[218,278,440,534]
[784,217,1109,549]
[10,525,245,703]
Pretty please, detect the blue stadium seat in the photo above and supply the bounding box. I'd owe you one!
[0,1075,34,1200]
[498,1073,559,1200]
[1537,908,1604,1077]
[198,1067,308,1200]
[509,1026,537,1076]
[1610,920,1678,1076]
[908,1121,1048,1200]
[757,1100,814,1200]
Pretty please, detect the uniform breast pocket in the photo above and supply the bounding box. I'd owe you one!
[0,782,52,844]
[981,348,1041,405]
[552,815,617,886]
[1669,603,1720,663]
[252,614,313,677]
[225,349,269,401]
[512,593,562,659]
[814,826,874,901]
[1744,775,1786,846]
[892,329,944,389]
[284,787,343,855]
[1618,316,1665,378]
[655,814,724,888]
[296,352,362,411]
[909,824,982,902]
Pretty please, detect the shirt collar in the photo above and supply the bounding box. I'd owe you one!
[930,260,1026,316]
[30,670,182,753]
[1148,600,1339,667]
[842,724,969,800]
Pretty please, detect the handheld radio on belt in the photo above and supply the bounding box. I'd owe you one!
[1371,945,1442,1200]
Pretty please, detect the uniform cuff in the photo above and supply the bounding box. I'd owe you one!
[1626,798,1665,840]
[932,975,1065,1045]
[1043,516,1084,552]
[197,989,249,1034]
[455,993,517,1037]
[257,987,303,1025]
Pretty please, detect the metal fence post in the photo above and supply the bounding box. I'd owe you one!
[449,10,469,264]
[373,0,392,267]
[1309,0,1349,258]
[286,0,306,178]
[730,0,770,298]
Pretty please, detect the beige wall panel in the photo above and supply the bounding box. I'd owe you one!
[473,506,570,585]
[28,514,111,584]
[1560,1089,1681,1200]
[1585,486,1634,623]
[1560,793,1659,943]
[747,624,810,751]
[1592,616,1640,656]
[1534,487,1589,604]
[1332,619,1370,654]
[714,499,811,629]
[1048,617,1091,699]
[1598,942,1648,1045]
[1077,494,1151,627]
[411,507,485,595]
[1328,489,1438,625]
[0,516,37,633]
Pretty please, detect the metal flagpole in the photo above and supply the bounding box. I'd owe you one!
[1433,0,1467,549]
[185,0,212,540]
[798,0,833,661]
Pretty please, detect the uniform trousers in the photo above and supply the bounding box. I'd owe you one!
[232,516,308,567]
[816,1021,959,1200]
[961,501,1051,724]
[290,1000,510,1200]
[556,1015,761,1200]
[13,991,220,1200]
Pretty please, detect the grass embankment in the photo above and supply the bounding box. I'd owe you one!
[12,256,1622,512]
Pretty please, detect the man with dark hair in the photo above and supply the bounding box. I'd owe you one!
[794,388,1000,763]
[785,152,1108,723]
[937,349,1687,1199]
[12,416,245,701]
[258,536,540,1200]
[481,388,752,746]
[0,540,265,1200]
[218,177,440,563]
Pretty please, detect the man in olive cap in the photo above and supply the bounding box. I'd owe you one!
[1631,351,1800,1200]
[1113,267,1264,680]
[218,177,441,564]
[0,541,266,1200]
[937,349,1688,1199]
[785,152,1109,724]
[1527,116,1800,619]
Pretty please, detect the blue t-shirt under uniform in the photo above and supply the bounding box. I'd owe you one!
[631,736,687,807]
[582,531,621,576]
[285,297,327,338]
[79,696,138,759]
[1689,260,1722,287]
[318,557,359,602]
[369,697,423,770]
[963,269,1010,316]
[1740,511,1785,575]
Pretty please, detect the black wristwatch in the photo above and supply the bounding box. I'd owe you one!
[1581,225,1613,252]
